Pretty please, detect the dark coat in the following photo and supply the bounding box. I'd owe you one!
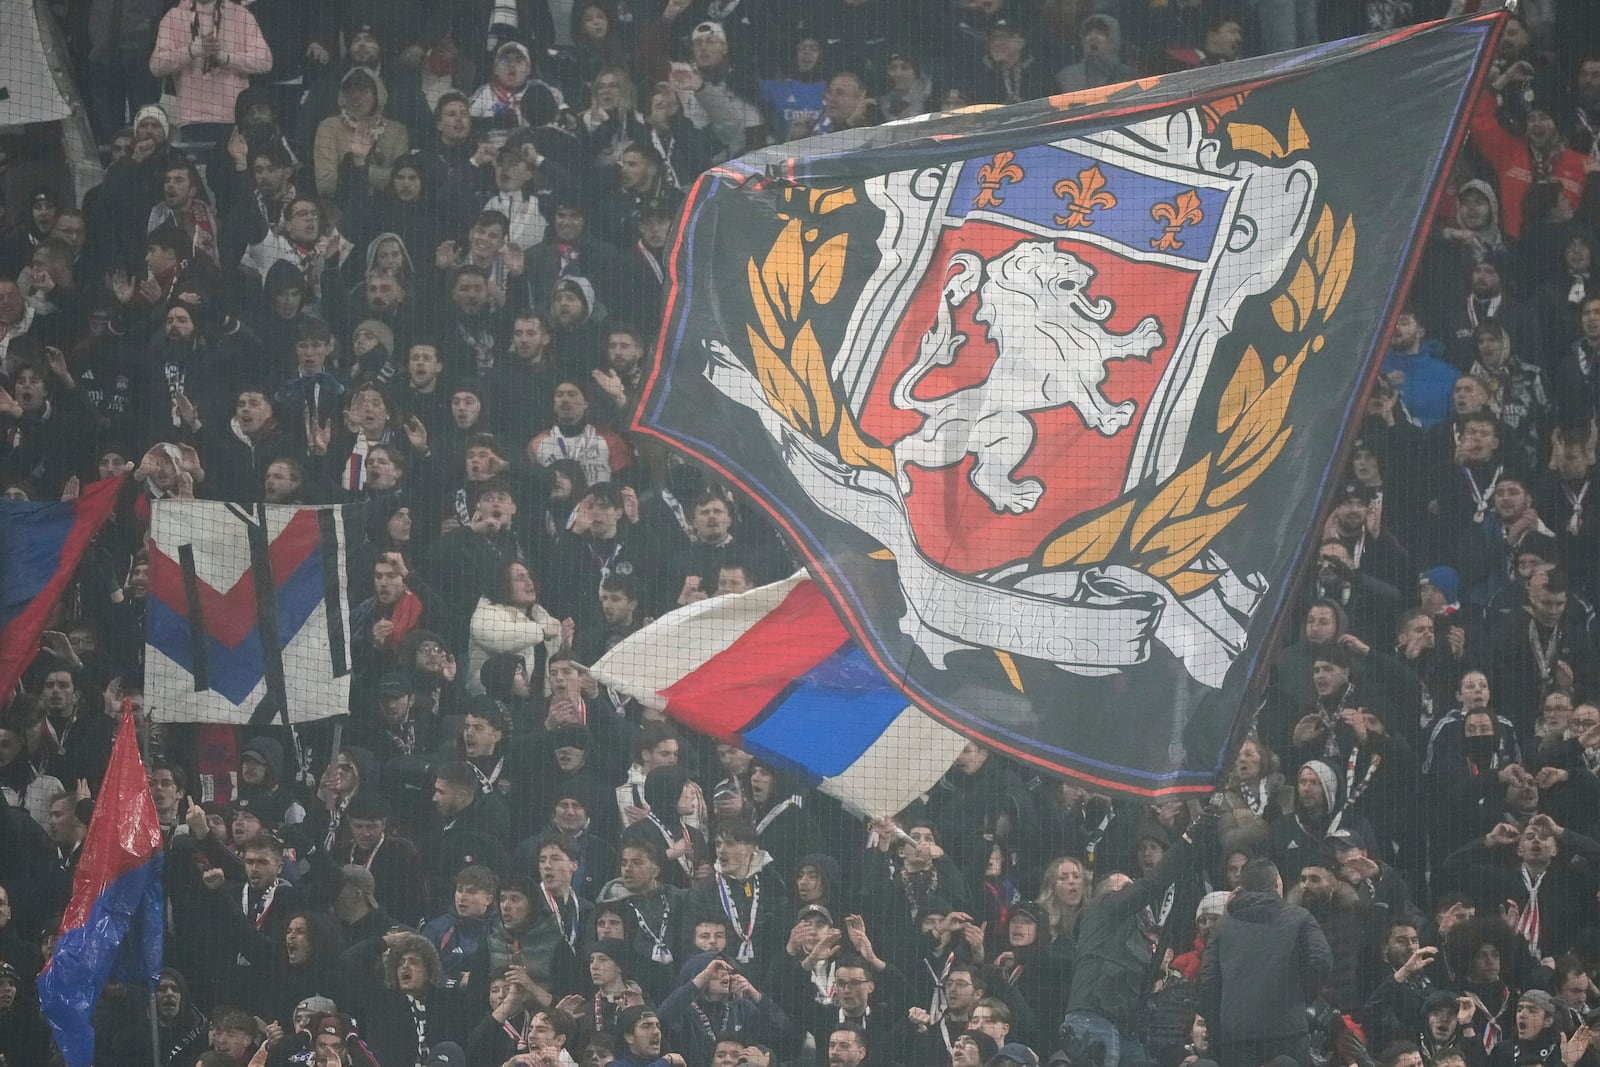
[1200,890,1333,1044]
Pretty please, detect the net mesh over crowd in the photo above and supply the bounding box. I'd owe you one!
[2,2,1600,1067]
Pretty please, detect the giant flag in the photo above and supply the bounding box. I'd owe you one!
[592,574,969,817]
[146,501,357,723]
[635,16,1505,795]
[39,709,163,1067]
[0,475,126,697]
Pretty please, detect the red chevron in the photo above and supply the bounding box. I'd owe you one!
[147,510,323,648]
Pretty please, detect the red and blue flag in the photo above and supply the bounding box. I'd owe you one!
[38,708,164,1067]
[0,475,126,697]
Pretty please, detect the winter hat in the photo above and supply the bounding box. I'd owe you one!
[553,276,596,313]
[1081,13,1122,50]
[989,1044,1040,1067]
[1420,566,1460,605]
[961,1031,1000,1063]
[589,938,631,971]
[1301,759,1339,811]
[135,104,170,139]
[351,318,394,358]
[1518,989,1558,1018]
[1195,891,1230,920]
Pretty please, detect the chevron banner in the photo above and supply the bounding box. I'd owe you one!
[146,502,356,724]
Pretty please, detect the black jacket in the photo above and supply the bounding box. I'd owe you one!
[1200,890,1333,1044]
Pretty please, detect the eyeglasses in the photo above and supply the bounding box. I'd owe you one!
[835,978,871,988]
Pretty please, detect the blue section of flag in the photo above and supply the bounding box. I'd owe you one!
[0,501,75,628]
[144,548,329,705]
[40,857,164,1067]
[949,143,1228,262]
[741,646,909,778]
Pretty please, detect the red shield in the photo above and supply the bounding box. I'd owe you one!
[855,221,1200,574]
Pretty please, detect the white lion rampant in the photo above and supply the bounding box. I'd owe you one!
[892,241,1164,514]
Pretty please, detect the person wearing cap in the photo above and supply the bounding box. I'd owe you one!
[333,862,401,943]
[469,42,568,138]
[1324,481,1415,596]
[0,956,52,1065]
[663,20,766,160]
[1509,988,1574,1065]
[1200,856,1332,1067]
[659,952,788,1066]
[612,1003,685,1067]
[1327,825,1415,917]
[0,188,59,279]
[988,1043,1042,1067]
[975,19,1048,107]
[617,194,678,329]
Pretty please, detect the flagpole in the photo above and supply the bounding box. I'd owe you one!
[149,984,161,1067]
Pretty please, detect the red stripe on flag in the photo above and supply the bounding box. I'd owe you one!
[57,709,161,934]
[146,509,323,648]
[0,475,126,697]
[659,580,849,739]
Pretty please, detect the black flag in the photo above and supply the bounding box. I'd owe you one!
[633,16,1505,795]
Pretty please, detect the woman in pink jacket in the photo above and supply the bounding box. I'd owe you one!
[148,0,272,146]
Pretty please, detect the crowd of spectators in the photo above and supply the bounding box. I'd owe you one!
[1,0,1600,1066]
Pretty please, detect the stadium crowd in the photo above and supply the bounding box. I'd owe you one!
[2,0,1600,1065]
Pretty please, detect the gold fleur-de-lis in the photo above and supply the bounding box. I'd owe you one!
[1150,190,1205,252]
[1052,165,1116,228]
[973,150,1025,209]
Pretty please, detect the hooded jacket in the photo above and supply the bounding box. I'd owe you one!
[153,967,209,1066]
[1200,890,1332,1044]
[313,69,411,199]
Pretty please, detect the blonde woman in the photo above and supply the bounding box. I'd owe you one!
[1036,855,1091,942]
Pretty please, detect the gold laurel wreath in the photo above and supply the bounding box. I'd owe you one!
[745,186,894,476]
[1037,187,1355,596]
[740,115,1354,600]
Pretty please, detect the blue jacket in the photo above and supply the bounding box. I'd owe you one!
[1381,339,1459,429]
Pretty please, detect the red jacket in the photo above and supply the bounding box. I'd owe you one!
[1468,88,1587,239]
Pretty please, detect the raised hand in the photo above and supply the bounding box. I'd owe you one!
[502,241,526,276]
[403,414,429,452]
[107,270,135,305]
[0,386,21,419]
